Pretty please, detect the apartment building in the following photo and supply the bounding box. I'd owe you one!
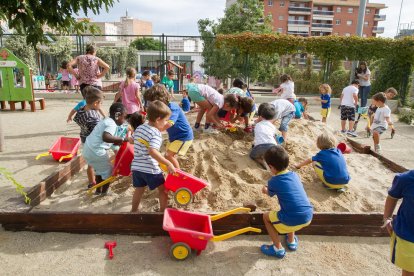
[264,0,386,37]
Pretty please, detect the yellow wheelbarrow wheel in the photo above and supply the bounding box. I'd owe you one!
[174,188,193,207]
[170,242,191,261]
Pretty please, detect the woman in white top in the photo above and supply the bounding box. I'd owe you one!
[355,61,371,107]
[273,74,296,103]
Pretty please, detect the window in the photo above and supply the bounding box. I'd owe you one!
[348,8,353,13]
[13,68,26,88]
[280,1,285,7]
[279,15,284,20]
[268,0,273,6]
[345,33,351,37]
[366,9,371,14]
[364,21,369,26]
[347,20,352,26]
[277,28,283,33]
[336,7,341,13]
[336,19,341,25]
[363,34,367,37]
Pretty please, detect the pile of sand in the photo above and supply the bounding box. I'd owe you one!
[37,114,394,213]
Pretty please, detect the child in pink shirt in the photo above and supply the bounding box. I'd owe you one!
[114,68,142,116]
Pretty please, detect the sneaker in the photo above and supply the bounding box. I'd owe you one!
[340,130,347,134]
[347,130,358,137]
[375,144,381,154]
[203,128,219,134]
[87,183,96,189]
[260,244,286,259]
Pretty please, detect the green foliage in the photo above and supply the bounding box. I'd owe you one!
[198,0,279,82]
[42,37,73,66]
[96,47,115,80]
[398,109,414,125]
[4,35,37,73]
[116,48,128,77]
[329,69,350,97]
[126,47,138,69]
[0,167,31,204]
[130,38,162,51]
[0,0,116,46]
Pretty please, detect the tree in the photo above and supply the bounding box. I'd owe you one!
[198,0,279,82]
[0,0,116,46]
[96,47,115,80]
[126,47,138,69]
[130,38,162,51]
[116,48,128,77]
[43,37,73,66]
[4,35,37,73]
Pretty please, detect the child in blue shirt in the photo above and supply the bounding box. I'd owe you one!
[319,84,332,123]
[293,98,309,119]
[261,146,313,259]
[144,84,193,169]
[383,170,414,274]
[294,132,350,192]
[82,103,128,195]
[181,90,191,113]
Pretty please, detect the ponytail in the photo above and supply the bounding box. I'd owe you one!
[124,67,136,87]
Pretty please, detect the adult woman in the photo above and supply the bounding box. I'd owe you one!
[68,45,110,98]
[356,61,371,107]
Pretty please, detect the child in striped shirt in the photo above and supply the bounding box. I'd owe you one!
[131,100,176,212]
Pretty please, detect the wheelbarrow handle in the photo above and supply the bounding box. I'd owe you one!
[59,154,73,162]
[210,207,252,222]
[211,227,262,242]
[35,152,50,160]
[87,176,117,195]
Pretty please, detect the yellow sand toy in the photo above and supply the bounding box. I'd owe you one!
[163,207,261,260]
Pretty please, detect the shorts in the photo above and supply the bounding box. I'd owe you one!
[313,162,347,189]
[132,171,165,190]
[167,140,193,156]
[372,126,386,135]
[62,80,70,86]
[250,143,275,159]
[321,108,331,118]
[187,85,206,103]
[340,106,356,121]
[269,211,311,234]
[82,145,112,179]
[390,232,414,272]
[279,112,294,132]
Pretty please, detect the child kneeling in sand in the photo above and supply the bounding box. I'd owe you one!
[250,103,277,169]
[131,101,176,212]
[261,146,313,259]
[294,132,350,192]
[383,170,414,275]
[82,103,128,195]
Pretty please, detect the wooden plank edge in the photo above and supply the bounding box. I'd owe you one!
[347,138,408,173]
[27,156,85,207]
[0,212,388,237]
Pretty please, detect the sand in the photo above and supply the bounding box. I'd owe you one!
[36,113,394,213]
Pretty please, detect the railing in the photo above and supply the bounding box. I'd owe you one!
[288,7,312,13]
[288,20,310,25]
[287,31,309,37]
[313,10,334,16]
[312,23,333,28]
[373,27,385,33]
[374,14,386,21]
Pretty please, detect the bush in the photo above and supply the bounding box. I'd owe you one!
[329,69,350,97]
[398,109,414,125]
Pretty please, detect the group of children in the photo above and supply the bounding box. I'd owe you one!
[66,70,412,274]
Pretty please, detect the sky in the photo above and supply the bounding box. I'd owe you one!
[79,0,414,38]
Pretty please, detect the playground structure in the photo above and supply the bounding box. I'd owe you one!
[0,48,45,112]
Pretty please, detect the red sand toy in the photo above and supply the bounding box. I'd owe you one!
[105,241,117,259]
[87,141,134,194]
[164,169,209,207]
[36,136,81,162]
[163,207,261,260]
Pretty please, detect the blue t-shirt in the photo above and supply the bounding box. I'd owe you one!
[144,79,154,89]
[388,170,414,243]
[321,94,331,109]
[181,97,190,112]
[312,148,350,184]
[294,101,304,118]
[74,100,86,111]
[268,171,313,226]
[167,102,193,142]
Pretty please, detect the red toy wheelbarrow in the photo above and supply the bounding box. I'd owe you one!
[164,169,209,207]
[87,141,134,194]
[36,136,81,162]
[163,207,261,260]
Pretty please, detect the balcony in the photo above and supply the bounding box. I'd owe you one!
[373,26,384,34]
[288,6,312,15]
[288,20,310,25]
[313,10,334,16]
[287,31,309,37]
[312,23,333,28]
[374,14,386,21]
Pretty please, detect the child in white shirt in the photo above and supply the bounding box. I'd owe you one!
[370,93,394,153]
[273,74,296,103]
[340,80,359,137]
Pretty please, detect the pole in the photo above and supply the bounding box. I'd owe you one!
[349,0,367,84]
[396,0,404,37]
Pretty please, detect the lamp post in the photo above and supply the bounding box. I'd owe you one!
[349,0,367,84]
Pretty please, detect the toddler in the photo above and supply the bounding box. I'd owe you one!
[181,90,191,113]
[370,92,394,153]
[319,84,332,123]
[340,80,359,137]
[113,67,142,117]
[294,98,309,119]
[265,99,296,141]
[273,74,296,103]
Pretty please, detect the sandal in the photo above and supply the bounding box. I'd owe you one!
[260,244,285,259]
[286,235,298,251]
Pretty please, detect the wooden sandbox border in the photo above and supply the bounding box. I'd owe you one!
[0,139,408,237]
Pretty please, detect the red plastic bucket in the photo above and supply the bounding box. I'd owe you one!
[337,142,352,154]
[112,142,134,176]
